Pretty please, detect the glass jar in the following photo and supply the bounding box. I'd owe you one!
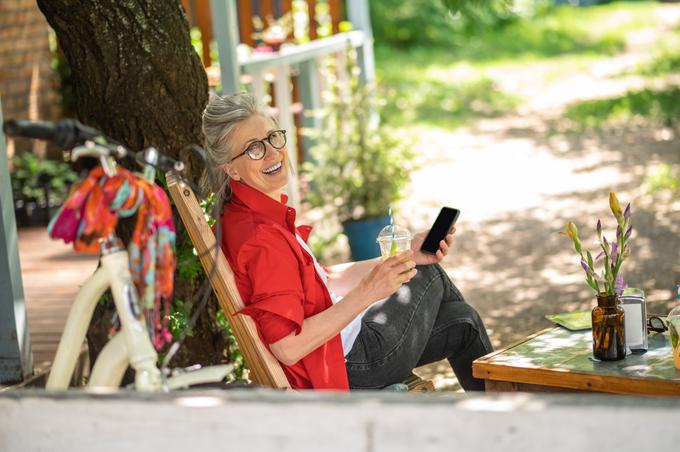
[667,284,680,369]
[592,293,626,361]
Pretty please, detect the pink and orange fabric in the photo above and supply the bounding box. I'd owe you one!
[48,166,175,350]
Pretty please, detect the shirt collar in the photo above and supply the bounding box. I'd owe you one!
[230,180,295,230]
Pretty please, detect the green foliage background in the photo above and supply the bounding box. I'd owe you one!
[10,152,77,203]
[370,0,518,48]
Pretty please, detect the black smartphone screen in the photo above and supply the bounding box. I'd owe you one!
[420,207,460,255]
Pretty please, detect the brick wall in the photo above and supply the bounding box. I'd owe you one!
[0,0,60,156]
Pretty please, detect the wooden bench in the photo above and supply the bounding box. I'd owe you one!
[166,174,433,392]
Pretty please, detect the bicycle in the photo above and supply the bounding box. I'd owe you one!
[3,119,231,391]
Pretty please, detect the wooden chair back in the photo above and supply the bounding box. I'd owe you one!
[166,173,291,389]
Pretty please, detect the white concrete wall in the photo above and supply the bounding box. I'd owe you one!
[1,390,679,452]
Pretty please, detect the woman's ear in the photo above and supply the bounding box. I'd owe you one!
[224,164,241,181]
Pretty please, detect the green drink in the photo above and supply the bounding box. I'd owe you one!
[377,224,411,259]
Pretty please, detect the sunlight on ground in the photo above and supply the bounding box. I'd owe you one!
[391,4,680,389]
[401,125,630,225]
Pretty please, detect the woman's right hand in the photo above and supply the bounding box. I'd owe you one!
[356,250,417,305]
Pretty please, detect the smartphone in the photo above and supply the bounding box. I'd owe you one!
[420,207,460,255]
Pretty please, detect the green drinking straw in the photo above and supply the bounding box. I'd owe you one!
[389,204,397,256]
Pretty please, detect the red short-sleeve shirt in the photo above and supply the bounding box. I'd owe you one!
[220,180,349,390]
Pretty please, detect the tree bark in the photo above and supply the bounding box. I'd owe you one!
[36,0,207,177]
[36,0,231,372]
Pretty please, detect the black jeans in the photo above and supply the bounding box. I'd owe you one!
[345,264,493,391]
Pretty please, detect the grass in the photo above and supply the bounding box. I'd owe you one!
[563,87,680,129]
[628,26,680,77]
[647,164,680,194]
[376,2,659,64]
[634,47,680,77]
[378,75,520,128]
[375,1,663,129]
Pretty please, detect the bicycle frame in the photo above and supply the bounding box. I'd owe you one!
[47,237,161,391]
[45,144,230,392]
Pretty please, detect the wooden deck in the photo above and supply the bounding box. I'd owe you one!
[17,227,98,375]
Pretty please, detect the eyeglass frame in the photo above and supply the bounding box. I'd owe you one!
[647,315,668,334]
[228,129,287,163]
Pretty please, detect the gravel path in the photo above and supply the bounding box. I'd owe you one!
[398,6,680,390]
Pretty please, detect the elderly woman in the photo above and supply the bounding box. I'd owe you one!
[202,92,492,391]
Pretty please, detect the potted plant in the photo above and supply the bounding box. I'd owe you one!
[303,55,416,260]
[10,152,77,227]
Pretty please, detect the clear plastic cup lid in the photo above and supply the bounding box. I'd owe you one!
[376,224,411,243]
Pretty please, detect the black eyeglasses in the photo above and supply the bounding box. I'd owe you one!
[229,129,286,163]
[647,316,668,334]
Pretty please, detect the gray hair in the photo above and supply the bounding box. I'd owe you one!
[201,91,270,210]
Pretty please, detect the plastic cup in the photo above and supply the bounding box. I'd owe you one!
[376,224,412,259]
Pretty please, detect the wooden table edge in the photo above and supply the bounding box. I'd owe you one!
[473,327,680,396]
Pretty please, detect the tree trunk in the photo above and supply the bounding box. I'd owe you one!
[36,0,231,373]
[36,0,207,175]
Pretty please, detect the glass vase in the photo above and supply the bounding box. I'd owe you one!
[592,293,626,361]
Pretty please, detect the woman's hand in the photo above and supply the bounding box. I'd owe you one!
[410,228,455,265]
[355,250,417,305]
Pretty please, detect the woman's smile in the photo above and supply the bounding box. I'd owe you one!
[262,161,283,175]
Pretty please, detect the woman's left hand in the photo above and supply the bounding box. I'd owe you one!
[410,228,455,266]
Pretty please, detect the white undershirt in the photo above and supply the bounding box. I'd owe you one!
[295,235,363,356]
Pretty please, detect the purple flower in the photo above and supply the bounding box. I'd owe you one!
[615,274,627,296]
[616,225,622,239]
[624,203,631,220]
[624,225,632,240]
[596,220,602,238]
[610,242,618,262]
[580,259,590,272]
[595,250,604,260]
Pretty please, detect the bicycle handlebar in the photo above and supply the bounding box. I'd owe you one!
[3,118,185,174]
[134,148,185,174]
[3,119,104,149]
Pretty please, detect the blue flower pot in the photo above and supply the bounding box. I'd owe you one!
[342,215,390,261]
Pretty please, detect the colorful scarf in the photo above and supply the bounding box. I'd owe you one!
[48,166,175,350]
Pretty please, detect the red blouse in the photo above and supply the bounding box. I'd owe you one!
[220,180,349,390]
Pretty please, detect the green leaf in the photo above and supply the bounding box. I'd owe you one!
[586,250,594,270]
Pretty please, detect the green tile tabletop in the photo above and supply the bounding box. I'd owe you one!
[473,327,680,396]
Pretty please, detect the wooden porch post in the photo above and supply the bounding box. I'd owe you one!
[298,58,322,162]
[210,0,242,94]
[346,0,375,85]
[0,97,34,384]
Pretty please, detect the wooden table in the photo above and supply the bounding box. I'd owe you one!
[473,327,680,396]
